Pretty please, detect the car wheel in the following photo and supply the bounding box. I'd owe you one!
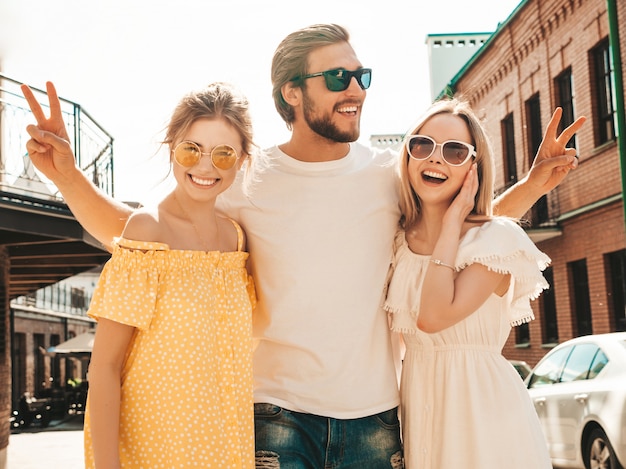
[585,428,623,469]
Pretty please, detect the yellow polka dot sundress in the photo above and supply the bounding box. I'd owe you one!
[84,221,256,468]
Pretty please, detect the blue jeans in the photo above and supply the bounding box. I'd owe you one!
[254,403,404,468]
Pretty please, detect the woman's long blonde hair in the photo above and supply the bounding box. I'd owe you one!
[398,98,496,229]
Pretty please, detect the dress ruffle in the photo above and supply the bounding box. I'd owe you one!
[457,218,550,325]
[384,218,550,328]
[88,237,256,330]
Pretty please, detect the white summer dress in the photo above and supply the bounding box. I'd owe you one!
[384,218,553,469]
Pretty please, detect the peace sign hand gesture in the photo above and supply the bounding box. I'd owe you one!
[21,81,78,185]
[527,107,586,196]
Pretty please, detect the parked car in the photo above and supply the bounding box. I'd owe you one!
[525,332,626,469]
[509,359,532,380]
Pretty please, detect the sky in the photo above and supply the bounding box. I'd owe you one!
[0,0,523,205]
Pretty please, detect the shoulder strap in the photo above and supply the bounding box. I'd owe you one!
[228,218,244,252]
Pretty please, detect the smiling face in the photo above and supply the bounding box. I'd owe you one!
[398,99,495,228]
[296,41,366,143]
[172,118,243,202]
[407,112,475,206]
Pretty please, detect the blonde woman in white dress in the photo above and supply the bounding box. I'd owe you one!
[385,99,584,468]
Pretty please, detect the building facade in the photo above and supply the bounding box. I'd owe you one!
[10,271,99,411]
[426,32,491,102]
[442,0,626,365]
[0,75,113,467]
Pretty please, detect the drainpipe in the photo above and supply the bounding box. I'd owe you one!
[607,0,626,224]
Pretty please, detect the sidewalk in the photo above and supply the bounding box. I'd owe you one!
[7,414,84,469]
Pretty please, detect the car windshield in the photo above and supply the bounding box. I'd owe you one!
[528,346,571,388]
[560,343,600,382]
[527,341,611,388]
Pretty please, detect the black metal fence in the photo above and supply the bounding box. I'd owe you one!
[0,73,114,200]
[12,280,95,316]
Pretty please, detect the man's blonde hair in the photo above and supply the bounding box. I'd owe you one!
[271,24,350,128]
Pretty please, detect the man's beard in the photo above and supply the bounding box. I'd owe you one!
[302,92,360,143]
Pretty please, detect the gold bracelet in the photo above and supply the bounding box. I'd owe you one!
[430,258,455,270]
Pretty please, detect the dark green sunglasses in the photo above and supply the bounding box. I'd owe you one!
[292,68,372,92]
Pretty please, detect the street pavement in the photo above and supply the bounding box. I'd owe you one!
[7,414,84,469]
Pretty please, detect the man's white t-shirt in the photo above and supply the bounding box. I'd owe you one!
[219,142,401,419]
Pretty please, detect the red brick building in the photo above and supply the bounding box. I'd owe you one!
[10,275,98,409]
[442,0,626,365]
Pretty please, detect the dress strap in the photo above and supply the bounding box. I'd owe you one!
[227,218,244,252]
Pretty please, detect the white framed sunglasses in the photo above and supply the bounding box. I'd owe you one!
[405,135,476,166]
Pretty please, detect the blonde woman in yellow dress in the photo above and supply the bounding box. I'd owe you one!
[22,81,257,468]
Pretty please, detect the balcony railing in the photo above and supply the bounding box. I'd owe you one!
[0,73,114,200]
[12,282,94,317]
[495,177,561,229]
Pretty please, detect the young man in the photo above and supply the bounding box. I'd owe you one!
[23,24,583,468]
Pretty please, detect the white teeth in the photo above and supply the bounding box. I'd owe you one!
[423,170,447,180]
[190,175,217,186]
[337,106,357,113]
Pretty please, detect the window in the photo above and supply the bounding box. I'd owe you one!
[525,94,543,159]
[501,113,517,186]
[525,94,548,224]
[541,267,559,344]
[555,68,576,148]
[528,345,571,388]
[12,333,27,401]
[591,38,616,144]
[560,343,598,382]
[34,333,46,393]
[516,322,530,346]
[515,261,531,344]
[528,343,609,389]
[71,287,86,310]
[569,259,593,336]
[588,348,608,379]
[606,250,626,331]
[50,334,61,388]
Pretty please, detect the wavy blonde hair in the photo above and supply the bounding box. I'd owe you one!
[398,98,495,229]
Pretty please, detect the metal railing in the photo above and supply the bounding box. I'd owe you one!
[0,73,114,200]
[12,282,94,317]
[494,177,561,228]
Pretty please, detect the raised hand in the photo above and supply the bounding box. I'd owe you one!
[21,81,78,183]
[444,162,479,227]
[527,107,586,196]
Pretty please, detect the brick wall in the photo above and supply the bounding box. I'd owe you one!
[451,0,626,366]
[11,312,94,406]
